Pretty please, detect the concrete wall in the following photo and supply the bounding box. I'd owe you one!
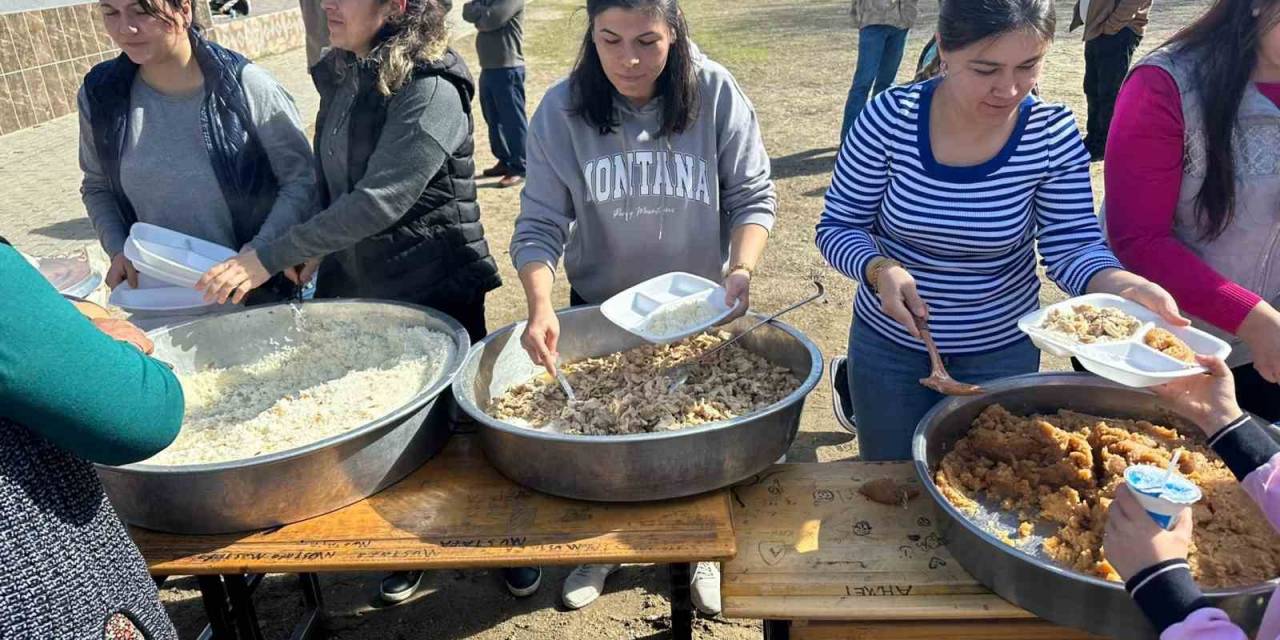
[0,1,470,136]
[0,3,125,135]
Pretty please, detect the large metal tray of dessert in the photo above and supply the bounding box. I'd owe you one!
[912,373,1279,639]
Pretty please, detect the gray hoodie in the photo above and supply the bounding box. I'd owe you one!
[510,51,777,303]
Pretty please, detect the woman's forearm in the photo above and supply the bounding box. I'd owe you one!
[730,223,769,272]
[519,262,556,316]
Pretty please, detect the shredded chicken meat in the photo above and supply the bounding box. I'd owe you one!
[488,331,800,435]
[1041,304,1142,344]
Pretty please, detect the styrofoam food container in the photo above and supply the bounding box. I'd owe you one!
[123,223,236,288]
[600,272,736,344]
[19,249,102,298]
[1017,293,1231,388]
[109,272,223,316]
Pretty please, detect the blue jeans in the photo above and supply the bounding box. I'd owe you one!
[847,317,1040,461]
[479,66,528,175]
[840,25,909,143]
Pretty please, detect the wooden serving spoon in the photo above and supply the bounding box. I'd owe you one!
[915,315,985,396]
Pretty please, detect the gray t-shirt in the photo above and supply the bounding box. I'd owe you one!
[79,64,316,257]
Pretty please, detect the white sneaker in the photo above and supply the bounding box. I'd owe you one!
[690,562,721,616]
[562,564,620,610]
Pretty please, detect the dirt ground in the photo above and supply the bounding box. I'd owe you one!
[156,0,1213,637]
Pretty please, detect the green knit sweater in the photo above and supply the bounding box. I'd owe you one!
[0,245,183,465]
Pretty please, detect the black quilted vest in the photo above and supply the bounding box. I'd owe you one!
[310,48,502,305]
[82,30,291,301]
[83,30,277,251]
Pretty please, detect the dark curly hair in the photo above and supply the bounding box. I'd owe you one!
[365,0,450,96]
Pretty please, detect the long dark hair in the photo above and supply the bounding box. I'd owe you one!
[936,0,1056,52]
[1164,0,1279,240]
[569,0,699,137]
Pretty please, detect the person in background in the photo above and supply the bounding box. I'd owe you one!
[0,240,185,640]
[817,0,1185,462]
[840,0,919,143]
[463,0,528,188]
[1069,0,1151,161]
[194,0,515,603]
[1105,356,1280,640]
[1104,0,1280,423]
[81,0,316,302]
[510,0,776,615]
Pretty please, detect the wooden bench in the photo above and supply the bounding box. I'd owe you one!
[131,435,736,640]
[721,462,1104,639]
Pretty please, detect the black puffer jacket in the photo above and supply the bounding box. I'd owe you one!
[310,48,502,304]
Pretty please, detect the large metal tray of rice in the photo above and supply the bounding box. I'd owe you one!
[96,300,470,534]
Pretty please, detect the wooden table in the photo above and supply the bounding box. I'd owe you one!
[132,435,737,640]
[721,462,1104,640]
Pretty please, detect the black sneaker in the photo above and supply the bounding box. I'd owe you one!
[830,356,856,434]
[379,571,424,603]
[503,567,542,597]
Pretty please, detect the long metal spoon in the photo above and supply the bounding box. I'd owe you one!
[915,315,985,396]
[550,358,577,403]
[664,279,826,393]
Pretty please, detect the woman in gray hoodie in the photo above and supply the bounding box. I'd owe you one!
[508,0,777,616]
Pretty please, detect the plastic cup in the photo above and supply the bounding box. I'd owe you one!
[1124,464,1202,530]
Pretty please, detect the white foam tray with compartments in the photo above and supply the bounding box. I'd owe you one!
[600,272,736,344]
[1018,294,1230,387]
[123,223,236,289]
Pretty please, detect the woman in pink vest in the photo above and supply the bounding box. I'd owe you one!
[1104,0,1280,422]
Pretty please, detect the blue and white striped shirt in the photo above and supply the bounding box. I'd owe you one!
[817,79,1122,355]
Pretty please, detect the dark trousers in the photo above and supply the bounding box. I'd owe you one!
[430,292,488,345]
[569,288,589,307]
[1083,28,1141,156]
[841,25,909,143]
[478,67,528,175]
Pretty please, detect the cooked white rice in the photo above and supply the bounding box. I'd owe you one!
[144,319,452,466]
[644,298,720,336]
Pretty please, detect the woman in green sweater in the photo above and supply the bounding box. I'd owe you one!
[0,242,185,639]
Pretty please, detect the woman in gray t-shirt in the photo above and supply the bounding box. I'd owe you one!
[80,0,315,301]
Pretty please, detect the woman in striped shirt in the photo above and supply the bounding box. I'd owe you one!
[817,0,1185,461]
